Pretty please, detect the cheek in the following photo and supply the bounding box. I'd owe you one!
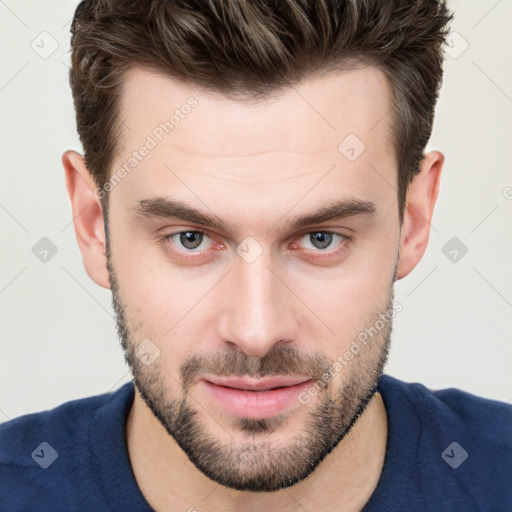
[112,238,223,362]
[119,268,206,334]
[109,235,185,340]
[288,231,398,351]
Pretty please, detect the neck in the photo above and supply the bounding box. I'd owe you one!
[126,388,387,512]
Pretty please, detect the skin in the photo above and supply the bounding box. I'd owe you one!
[62,65,443,511]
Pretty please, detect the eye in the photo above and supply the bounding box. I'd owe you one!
[167,231,213,251]
[297,231,347,251]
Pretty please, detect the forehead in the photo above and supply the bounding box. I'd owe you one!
[118,65,393,155]
[112,65,396,222]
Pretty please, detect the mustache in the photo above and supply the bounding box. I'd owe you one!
[180,345,333,392]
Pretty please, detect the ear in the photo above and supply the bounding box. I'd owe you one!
[396,150,444,280]
[62,150,110,289]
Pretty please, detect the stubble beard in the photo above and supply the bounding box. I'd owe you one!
[107,248,392,492]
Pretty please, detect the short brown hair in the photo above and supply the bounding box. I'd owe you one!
[69,0,452,222]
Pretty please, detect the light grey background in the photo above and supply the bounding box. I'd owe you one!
[1,0,511,422]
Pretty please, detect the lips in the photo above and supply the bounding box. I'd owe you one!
[200,376,315,419]
[203,375,311,391]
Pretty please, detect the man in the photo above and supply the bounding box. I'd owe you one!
[1,0,510,511]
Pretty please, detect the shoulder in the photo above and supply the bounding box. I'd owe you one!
[379,374,512,439]
[374,375,512,511]
[0,386,126,465]
[0,383,134,511]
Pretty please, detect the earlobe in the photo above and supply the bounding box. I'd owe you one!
[395,151,444,280]
[62,150,111,289]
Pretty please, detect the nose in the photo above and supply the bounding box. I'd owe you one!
[217,249,300,358]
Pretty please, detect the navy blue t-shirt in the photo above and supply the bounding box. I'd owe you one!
[1,375,511,511]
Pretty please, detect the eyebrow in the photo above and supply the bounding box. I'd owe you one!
[133,197,377,234]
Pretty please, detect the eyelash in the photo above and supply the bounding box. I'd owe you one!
[157,229,351,263]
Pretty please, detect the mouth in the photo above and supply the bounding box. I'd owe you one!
[200,376,314,419]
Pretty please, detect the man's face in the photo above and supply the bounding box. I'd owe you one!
[106,66,400,492]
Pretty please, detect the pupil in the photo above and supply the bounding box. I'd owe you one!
[181,231,202,249]
[311,232,332,249]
